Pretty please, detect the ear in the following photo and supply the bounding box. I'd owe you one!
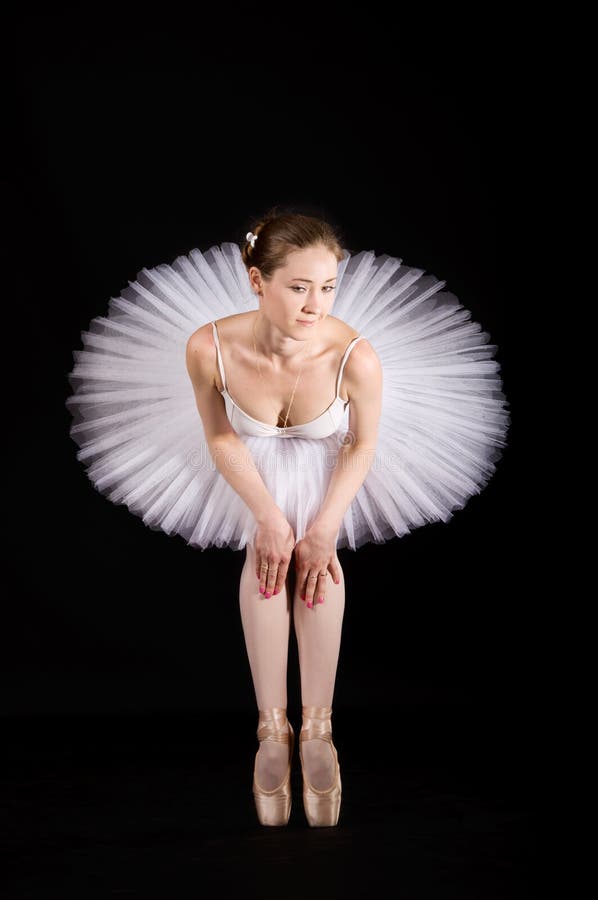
[248,266,262,293]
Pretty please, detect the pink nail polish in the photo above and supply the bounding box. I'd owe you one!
[307,601,313,608]
[259,587,265,594]
[318,596,324,603]
[264,591,271,598]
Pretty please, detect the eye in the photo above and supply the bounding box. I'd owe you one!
[290,285,336,292]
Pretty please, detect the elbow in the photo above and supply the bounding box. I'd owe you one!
[207,432,239,451]
[343,438,377,453]
[207,431,242,464]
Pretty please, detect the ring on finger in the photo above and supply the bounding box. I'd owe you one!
[264,568,278,597]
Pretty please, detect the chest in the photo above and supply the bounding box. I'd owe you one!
[218,345,349,429]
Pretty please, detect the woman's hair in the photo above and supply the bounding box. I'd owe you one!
[241,206,345,279]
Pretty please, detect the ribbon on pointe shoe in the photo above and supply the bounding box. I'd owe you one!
[300,706,333,743]
[257,707,291,743]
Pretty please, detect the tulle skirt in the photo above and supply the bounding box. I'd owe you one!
[66,242,511,551]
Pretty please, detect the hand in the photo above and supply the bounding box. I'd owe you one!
[254,512,295,598]
[293,523,343,609]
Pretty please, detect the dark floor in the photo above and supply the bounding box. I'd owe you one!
[2,704,537,899]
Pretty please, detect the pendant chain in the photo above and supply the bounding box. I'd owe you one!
[252,314,312,429]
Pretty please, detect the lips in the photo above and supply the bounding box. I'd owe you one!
[297,320,316,326]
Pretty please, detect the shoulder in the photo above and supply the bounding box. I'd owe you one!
[343,333,381,376]
[186,312,248,350]
[186,321,216,358]
[323,316,381,397]
[327,314,359,343]
[186,314,253,389]
[187,313,249,348]
[185,322,219,386]
[343,336,382,399]
[324,314,381,378]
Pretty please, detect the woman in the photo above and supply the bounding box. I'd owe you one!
[66,209,510,829]
[185,216,382,827]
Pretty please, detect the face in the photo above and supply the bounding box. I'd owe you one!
[249,244,338,336]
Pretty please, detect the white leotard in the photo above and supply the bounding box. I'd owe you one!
[211,321,365,439]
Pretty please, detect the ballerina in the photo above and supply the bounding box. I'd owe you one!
[66,209,510,827]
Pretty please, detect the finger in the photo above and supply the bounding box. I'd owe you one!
[257,562,269,595]
[328,558,342,586]
[304,572,320,608]
[312,571,327,607]
[264,564,279,599]
[315,571,328,605]
[294,570,307,605]
[273,562,289,597]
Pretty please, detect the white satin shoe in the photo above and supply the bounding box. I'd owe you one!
[252,707,294,826]
[299,705,342,827]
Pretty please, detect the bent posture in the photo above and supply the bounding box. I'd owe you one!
[186,212,382,826]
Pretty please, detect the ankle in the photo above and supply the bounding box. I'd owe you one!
[258,706,288,721]
[300,706,333,742]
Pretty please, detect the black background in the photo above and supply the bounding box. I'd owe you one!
[5,9,533,898]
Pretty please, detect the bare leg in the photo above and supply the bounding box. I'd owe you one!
[239,542,292,789]
[292,558,346,789]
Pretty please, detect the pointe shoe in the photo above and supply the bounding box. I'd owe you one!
[299,705,342,827]
[252,707,295,826]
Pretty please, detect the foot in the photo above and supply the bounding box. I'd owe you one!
[300,739,336,791]
[255,721,291,790]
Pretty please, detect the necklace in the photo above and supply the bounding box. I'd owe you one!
[251,314,312,429]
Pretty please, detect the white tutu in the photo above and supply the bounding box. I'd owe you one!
[65,242,511,551]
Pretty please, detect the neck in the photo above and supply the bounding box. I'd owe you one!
[253,312,312,366]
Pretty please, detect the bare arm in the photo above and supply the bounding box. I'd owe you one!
[185,324,281,526]
[293,339,383,607]
[185,324,295,595]
[311,338,382,535]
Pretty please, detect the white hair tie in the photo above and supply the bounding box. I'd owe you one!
[246,231,258,248]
